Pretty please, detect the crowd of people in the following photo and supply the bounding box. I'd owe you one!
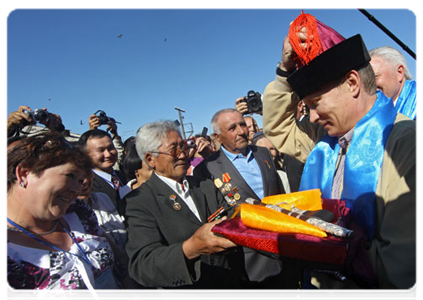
[7,13,415,291]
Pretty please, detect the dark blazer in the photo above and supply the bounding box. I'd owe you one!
[281,153,305,193]
[125,173,244,288]
[193,145,295,287]
[91,170,127,214]
[193,145,285,205]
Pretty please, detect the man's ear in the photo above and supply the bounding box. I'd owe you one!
[144,153,155,170]
[345,70,360,97]
[212,133,222,145]
[396,64,405,83]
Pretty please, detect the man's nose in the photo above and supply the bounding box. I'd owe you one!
[236,125,245,135]
[308,109,319,123]
[104,149,114,157]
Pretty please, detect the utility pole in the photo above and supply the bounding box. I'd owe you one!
[174,106,186,139]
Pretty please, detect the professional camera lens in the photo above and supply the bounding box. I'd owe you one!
[248,98,262,112]
[32,109,49,123]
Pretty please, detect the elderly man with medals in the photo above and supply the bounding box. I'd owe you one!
[124,120,245,288]
[262,12,415,289]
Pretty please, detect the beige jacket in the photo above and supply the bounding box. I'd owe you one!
[262,75,416,289]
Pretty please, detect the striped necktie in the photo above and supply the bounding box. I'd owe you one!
[331,141,348,199]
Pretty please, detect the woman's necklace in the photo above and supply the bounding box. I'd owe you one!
[7,220,59,236]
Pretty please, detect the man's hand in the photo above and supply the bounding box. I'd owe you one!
[280,25,309,72]
[88,114,101,130]
[182,217,237,260]
[5,105,36,137]
[41,111,65,132]
[195,136,212,157]
[235,97,248,115]
[107,119,119,139]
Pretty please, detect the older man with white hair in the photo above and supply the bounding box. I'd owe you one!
[124,120,244,288]
[369,46,416,120]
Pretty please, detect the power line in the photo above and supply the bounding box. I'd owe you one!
[358,9,416,60]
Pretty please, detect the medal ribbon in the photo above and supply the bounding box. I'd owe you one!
[299,92,396,239]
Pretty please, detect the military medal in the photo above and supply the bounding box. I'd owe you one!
[208,206,225,222]
[214,178,223,189]
[224,182,232,192]
[169,194,181,211]
[222,173,231,183]
[225,195,236,206]
[264,160,271,169]
[234,193,241,201]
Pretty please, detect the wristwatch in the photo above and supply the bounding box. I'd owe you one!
[276,62,295,77]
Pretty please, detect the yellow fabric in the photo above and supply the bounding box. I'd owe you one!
[262,189,323,211]
[239,202,327,238]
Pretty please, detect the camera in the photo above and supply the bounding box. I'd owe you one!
[24,109,49,123]
[185,137,196,149]
[94,110,119,125]
[243,90,262,114]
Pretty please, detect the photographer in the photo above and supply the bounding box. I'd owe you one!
[234,90,263,116]
[88,111,124,170]
[7,105,65,143]
[235,92,308,122]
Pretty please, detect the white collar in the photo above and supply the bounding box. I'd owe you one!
[155,173,189,195]
[92,168,112,181]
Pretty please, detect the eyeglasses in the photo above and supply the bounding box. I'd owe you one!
[151,145,190,158]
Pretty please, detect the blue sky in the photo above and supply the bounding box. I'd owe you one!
[7,8,417,142]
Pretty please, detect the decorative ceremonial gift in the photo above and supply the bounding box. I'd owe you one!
[212,189,353,266]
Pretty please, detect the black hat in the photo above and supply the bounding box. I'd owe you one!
[287,34,371,99]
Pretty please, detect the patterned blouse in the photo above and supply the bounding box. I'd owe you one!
[7,199,119,289]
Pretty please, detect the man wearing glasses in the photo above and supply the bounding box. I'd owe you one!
[124,120,244,288]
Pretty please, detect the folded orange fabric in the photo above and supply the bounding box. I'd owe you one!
[239,203,327,238]
[262,189,322,211]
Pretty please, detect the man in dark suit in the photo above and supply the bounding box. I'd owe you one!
[194,108,301,288]
[125,120,243,288]
[78,129,127,214]
[194,109,284,212]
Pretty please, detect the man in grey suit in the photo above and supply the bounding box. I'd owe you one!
[125,120,244,288]
[194,108,301,288]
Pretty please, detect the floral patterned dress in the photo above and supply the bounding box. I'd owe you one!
[7,200,120,289]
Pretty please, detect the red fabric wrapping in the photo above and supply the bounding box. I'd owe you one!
[212,198,350,265]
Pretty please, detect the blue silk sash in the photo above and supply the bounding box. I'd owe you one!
[395,80,416,120]
[299,92,397,239]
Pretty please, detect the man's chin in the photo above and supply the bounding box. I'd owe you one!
[98,164,115,173]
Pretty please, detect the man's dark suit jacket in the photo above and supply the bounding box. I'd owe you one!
[194,145,285,204]
[193,145,299,287]
[91,170,127,215]
[125,172,244,288]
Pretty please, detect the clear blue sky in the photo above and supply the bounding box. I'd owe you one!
[7,8,417,142]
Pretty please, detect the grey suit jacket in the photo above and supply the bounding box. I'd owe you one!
[193,145,285,206]
[125,173,244,288]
